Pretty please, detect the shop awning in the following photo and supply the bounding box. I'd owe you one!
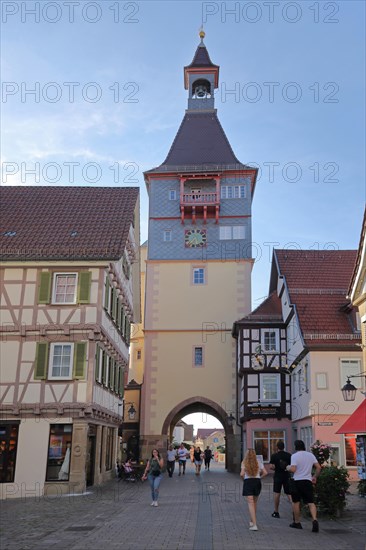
[336,400,366,434]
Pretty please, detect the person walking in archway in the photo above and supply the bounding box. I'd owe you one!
[177,443,188,476]
[166,445,176,478]
[240,449,267,531]
[194,446,204,475]
[204,446,213,471]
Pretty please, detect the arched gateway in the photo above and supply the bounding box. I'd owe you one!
[139,33,257,473]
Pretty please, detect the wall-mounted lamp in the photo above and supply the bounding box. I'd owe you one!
[341,372,366,401]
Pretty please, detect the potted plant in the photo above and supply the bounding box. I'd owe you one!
[314,466,350,516]
[357,479,366,497]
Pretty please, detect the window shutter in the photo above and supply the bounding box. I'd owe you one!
[112,291,117,321]
[125,319,131,344]
[95,345,100,382]
[104,277,110,310]
[109,358,115,389]
[121,307,126,337]
[114,362,119,393]
[118,366,125,398]
[102,351,107,385]
[34,342,49,379]
[116,299,120,330]
[73,342,86,379]
[38,272,51,304]
[77,272,91,303]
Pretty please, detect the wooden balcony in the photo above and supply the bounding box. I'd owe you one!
[180,192,220,223]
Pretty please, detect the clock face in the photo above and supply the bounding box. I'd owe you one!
[185,229,207,248]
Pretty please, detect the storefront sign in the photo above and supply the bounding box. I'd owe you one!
[248,406,278,417]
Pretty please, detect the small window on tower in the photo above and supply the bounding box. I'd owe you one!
[163,230,172,242]
[169,190,177,200]
[194,346,203,367]
[193,268,205,285]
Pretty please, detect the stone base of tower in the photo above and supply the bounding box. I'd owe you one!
[139,434,169,462]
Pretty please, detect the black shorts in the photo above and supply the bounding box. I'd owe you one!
[273,473,290,494]
[290,480,314,504]
[243,478,262,497]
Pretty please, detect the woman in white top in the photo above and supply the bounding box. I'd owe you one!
[240,449,267,531]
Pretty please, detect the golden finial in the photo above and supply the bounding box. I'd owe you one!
[199,27,205,41]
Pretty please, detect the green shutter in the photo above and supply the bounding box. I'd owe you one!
[77,272,91,304]
[95,345,100,382]
[116,299,120,330]
[34,342,48,379]
[73,342,86,379]
[38,272,51,304]
[118,366,125,398]
[125,319,131,344]
[114,362,119,393]
[112,291,117,321]
[121,307,125,337]
[104,277,110,310]
[109,358,114,389]
[102,351,107,385]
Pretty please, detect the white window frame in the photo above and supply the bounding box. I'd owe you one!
[340,359,363,389]
[259,373,280,402]
[163,230,172,242]
[48,343,74,380]
[253,429,285,463]
[316,372,328,389]
[52,273,78,304]
[169,190,177,200]
[221,185,246,199]
[193,267,205,285]
[262,330,278,352]
[219,225,245,240]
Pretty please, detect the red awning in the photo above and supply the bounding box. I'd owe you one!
[336,400,366,434]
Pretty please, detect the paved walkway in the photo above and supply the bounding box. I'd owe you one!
[1,462,365,550]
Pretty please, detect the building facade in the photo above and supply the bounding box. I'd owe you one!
[0,186,140,498]
[140,32,257,471]
[234,249,363,475]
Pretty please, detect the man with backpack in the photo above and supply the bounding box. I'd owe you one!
[269,440,292,518]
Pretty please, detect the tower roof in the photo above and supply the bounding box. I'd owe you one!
[145,111,252,174]
[184,41,219,70]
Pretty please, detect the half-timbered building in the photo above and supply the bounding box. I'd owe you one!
[233,249,363,472]
[0,186,140,498]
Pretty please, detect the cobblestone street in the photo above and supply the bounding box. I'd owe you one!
[1,463,365,550]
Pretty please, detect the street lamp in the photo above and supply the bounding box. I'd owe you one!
[126,403,137,420]
[227,413,235,427]
[341,372,366,401]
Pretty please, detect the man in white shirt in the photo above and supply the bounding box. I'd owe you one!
[177,443,188,476]
[166,445,177,478]
[286,440,321,532]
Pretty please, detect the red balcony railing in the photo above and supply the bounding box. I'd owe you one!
[181,192,219,205]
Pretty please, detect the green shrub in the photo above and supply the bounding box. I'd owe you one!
[314,466,350,517]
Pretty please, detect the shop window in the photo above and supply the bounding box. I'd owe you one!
[46,424,73,481]
[253,430,285,462]
[0,424,19,483]
[345,434,357,467]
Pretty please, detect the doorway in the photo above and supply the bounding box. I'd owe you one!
[86,427,96,486]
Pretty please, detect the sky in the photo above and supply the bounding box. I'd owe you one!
[1,1,365,428]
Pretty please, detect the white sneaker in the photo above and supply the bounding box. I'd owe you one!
[249,522,254,527]
[153,501,158,507]
[249,525,258,531]
[151,502,155,506]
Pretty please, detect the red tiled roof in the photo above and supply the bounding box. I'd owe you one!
[238,291,283,323]
[196,428,223,439]
[0,186,139,261]
[273,249,359,348]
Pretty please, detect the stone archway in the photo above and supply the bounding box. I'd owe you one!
[161,396,239,472]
